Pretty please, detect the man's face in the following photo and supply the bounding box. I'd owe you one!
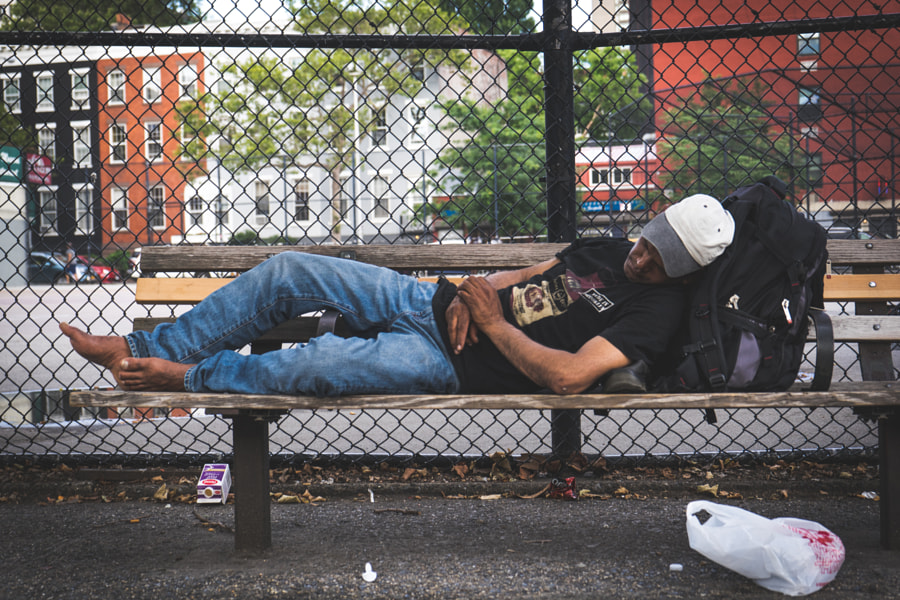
[624,237,676,284]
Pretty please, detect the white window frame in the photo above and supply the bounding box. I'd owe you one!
[143,67,162,104]
[589,168,609,186]
[178,63,199,99]
[589,167,632,187]
[2,74,21,113]
[70,69,90,109]
[611,167,632,185]
[38,187,59,235]
[337,175,350,218]
[254,180,270,225]
[214,194,229,227]
[370,173,390,219]
[145,121,163,162]
[107,69,126,105]
[72,121,91,167]
[370,105,388,148]
[187,194,204,227]
[406,102,428,147]
[36,71,54,112]
[74,184,93,234]
[293,178,310,221]
[148,185,166,229]
[110,186,129,230]
[38,124,56,162]
[798,32,820,56]
[109,123,127,163]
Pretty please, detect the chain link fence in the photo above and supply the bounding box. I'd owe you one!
[1,0,898,466]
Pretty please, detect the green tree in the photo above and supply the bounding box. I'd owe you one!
[433,50,546,239]
[575,47,650,143]
[0,106,34,150]
[0,0,200,31]
[179,0,469,241]
[656,77,793,202]
[435,46,647,239]
[437,0,534,34]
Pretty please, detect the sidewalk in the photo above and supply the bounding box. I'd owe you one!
[2,472,898,599]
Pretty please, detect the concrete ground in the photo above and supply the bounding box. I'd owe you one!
[1,464,898,600]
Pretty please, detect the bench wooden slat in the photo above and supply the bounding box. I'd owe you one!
[69,381,900,411]
[138,240,900,273]
[135,273,900,304]
[141,244,568,273]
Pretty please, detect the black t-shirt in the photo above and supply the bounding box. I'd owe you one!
[432,238,687,393]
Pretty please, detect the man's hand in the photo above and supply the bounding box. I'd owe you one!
[456,276,504,331]
[445,296,479,354]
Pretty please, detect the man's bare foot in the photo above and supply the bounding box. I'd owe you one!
[118,357,193,391]
[60,322,131,384]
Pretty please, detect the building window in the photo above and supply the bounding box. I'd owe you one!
[110,123,127,163]
[371,174,389,219]
[148,185,166,228]
[798,86,822,121]
[254,180,270,225]
[36,72,54,112]
[410,62,426,82]
[187,194,203,227]
[798,32,820,56]
[214,195,228,227]
[107,69,126,104]
[143,67,162,103]
[72,122,91,167]
[590,168,608,186]
[75,185,93,233]
[70,69,90,109]
[145,121,163,161]
[371,106,388,147]
[407,103,427,146]
[294,179,310,221]
[38,125,56,162]
[178,64,199,99]
[111,186,128,230]
[589,167,632,186]
[2,75,20,112]
[38,188,58,235]
[805,152,823,188]
[612,167,632,185]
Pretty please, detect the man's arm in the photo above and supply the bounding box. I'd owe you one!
[445,257,560,354]
[456,276,630,394]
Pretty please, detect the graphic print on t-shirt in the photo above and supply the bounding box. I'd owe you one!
[510,269,614,327]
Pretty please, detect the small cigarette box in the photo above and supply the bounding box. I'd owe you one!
[197,463,232,504]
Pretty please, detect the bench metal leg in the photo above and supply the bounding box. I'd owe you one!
[232,413,272,552]
[881,411,900,550]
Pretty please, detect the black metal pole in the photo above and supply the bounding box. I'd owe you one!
[543,0,580,459]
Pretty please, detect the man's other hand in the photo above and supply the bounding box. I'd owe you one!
[445,296,478,354]
[457,276,504,332]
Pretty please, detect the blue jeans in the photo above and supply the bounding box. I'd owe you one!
[126,253,461,396]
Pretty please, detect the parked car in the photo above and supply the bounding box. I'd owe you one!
[76,255,121,283]
[28,252,95,284]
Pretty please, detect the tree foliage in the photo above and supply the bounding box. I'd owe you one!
[437,0,535,34]
[0,0,200,31]
[575,48,650,143]
[434,46,648,239]
[656,77,793,202]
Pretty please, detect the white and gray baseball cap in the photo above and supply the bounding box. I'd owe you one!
[641,194,735,278]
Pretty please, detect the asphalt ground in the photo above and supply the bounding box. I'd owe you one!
[1,461,898,599]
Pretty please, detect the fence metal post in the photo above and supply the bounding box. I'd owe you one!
[543,0,581,458]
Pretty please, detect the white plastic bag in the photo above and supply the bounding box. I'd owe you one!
[686,500,845,596]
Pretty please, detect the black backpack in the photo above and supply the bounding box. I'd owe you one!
[651,177,832,409]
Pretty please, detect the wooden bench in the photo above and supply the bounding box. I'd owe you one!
[70,239,900,552]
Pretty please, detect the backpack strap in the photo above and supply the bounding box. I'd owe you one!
[807,309,833,391]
